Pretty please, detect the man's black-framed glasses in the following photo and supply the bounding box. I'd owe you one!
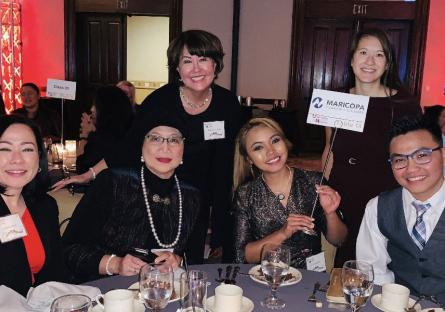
[388,146,441,170]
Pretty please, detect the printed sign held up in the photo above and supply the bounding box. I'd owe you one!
[46,79,77,100]
[306,89,370,132]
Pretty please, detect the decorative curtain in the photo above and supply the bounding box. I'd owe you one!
[1,0,22,113]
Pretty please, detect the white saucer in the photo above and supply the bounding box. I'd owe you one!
[91,299,145,312]
[248,265,302,286]
[128,280,181,303]
[206,296,254,312]
[371,294,421,312]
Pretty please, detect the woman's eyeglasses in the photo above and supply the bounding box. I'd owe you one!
[145,134,185,145]
[388,146,441,170]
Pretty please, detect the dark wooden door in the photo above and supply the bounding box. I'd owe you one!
[76,13,125,114]
[289,0,429,153]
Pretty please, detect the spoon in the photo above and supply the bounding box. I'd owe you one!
[215,267,224,282]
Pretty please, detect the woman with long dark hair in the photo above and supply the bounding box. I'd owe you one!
[0,115,66,296]
[322,28,421,266]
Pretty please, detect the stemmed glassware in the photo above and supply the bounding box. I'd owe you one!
[139,262,174,312]
[260,243,291,309]
[50,294,91,312]
[342,260,374,312]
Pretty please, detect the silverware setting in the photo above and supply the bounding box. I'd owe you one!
[214,265,240,284]
[307,281,321,302]
[223,265,233,284]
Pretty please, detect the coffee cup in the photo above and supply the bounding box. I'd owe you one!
[380,283,410,311]
[213,284,243,312]
[96,289,134,312]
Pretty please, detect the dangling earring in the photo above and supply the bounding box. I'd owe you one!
[249,163,255,177]
[179,78,183,82]
[141,156,144,163]
[38,167,42,173]
[180,159,183,165]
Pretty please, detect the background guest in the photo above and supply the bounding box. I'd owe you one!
[322,28,421,267]
[116,80,137,110]
[233,117,347,268]
[55,29,246,263]
[76,86,133,174]
[357,116,445,303]
[62,112,200,283]
[13,83,62,142]
[0,115,66,296]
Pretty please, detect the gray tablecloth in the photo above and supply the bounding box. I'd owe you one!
[85,264,436,312]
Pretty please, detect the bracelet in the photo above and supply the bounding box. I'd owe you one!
[79,137,88,141]
[105,254,116,276]
[89,167,96,180]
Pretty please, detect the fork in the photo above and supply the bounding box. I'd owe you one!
[308,281,321,302]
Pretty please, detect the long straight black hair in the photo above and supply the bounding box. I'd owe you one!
[0,114,49,198]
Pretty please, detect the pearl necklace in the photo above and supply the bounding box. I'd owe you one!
[179,86,212,109]
[140,166,182,248]
[261,165,292,201]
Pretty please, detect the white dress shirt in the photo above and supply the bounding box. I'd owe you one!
[356,180,445,285]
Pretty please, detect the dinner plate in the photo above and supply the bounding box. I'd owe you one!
[248,264,302,286]
[128,280,182,303]
[206,296,254,312]
[371,294,421,312]
[91,299,145,312]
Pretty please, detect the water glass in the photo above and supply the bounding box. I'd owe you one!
[342,260,374,312]
[139,262,174,312]
[260,243,291,309]
[50,294,91,312]
[179,270,208,312]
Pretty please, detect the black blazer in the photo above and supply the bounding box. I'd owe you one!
[0,193,66,296]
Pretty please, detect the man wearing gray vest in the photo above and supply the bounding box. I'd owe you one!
[357,115,445,304]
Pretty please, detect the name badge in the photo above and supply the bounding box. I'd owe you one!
[151,248,174,254]
[306,251,326,272]
[0,214,27,243]
[203,121,225,140]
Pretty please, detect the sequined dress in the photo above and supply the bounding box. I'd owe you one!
[234,168,329,268]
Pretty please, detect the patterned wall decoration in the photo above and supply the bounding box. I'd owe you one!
[1,1,22,113]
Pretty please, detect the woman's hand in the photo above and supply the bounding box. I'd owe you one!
[79,112,96,138]
[51,171,92,191]
[316,184,341,215]
[280,213,315,239]
[114,254,147,276]
[154,251,182,269]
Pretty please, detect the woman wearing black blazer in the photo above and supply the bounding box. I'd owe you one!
[0,115,66,296]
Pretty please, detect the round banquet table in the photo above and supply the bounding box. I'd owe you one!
[84,263,437,312]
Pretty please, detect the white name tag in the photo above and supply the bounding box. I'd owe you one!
[0,214,27,243]
[203,121,225,140]
[306,251,326,272]
[151,248,174,254]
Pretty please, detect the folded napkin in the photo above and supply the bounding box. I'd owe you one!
[27,281,101,312]
[0,285,30,311]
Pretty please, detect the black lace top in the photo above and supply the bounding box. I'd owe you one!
[62,167,200,283]
[233,168,329,268]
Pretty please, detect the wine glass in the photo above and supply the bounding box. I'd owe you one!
[260,243,291,309]
[342,260,374,312]
[139,262,174,312]
[50,294,91,312]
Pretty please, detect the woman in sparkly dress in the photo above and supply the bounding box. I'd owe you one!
[233,117,347,268]
[62,111,200,283]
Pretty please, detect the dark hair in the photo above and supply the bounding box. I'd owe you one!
[0,115,49,196]
[389,114,443,147]
[167,29,224,82]
[21,82,41,96]
[94,86,134,138]
[423,105,445,126]
[348,28,404,93]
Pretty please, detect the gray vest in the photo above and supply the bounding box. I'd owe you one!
[377,188,445,304]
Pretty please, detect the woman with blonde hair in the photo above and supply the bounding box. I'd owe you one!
[233,117,347,268]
